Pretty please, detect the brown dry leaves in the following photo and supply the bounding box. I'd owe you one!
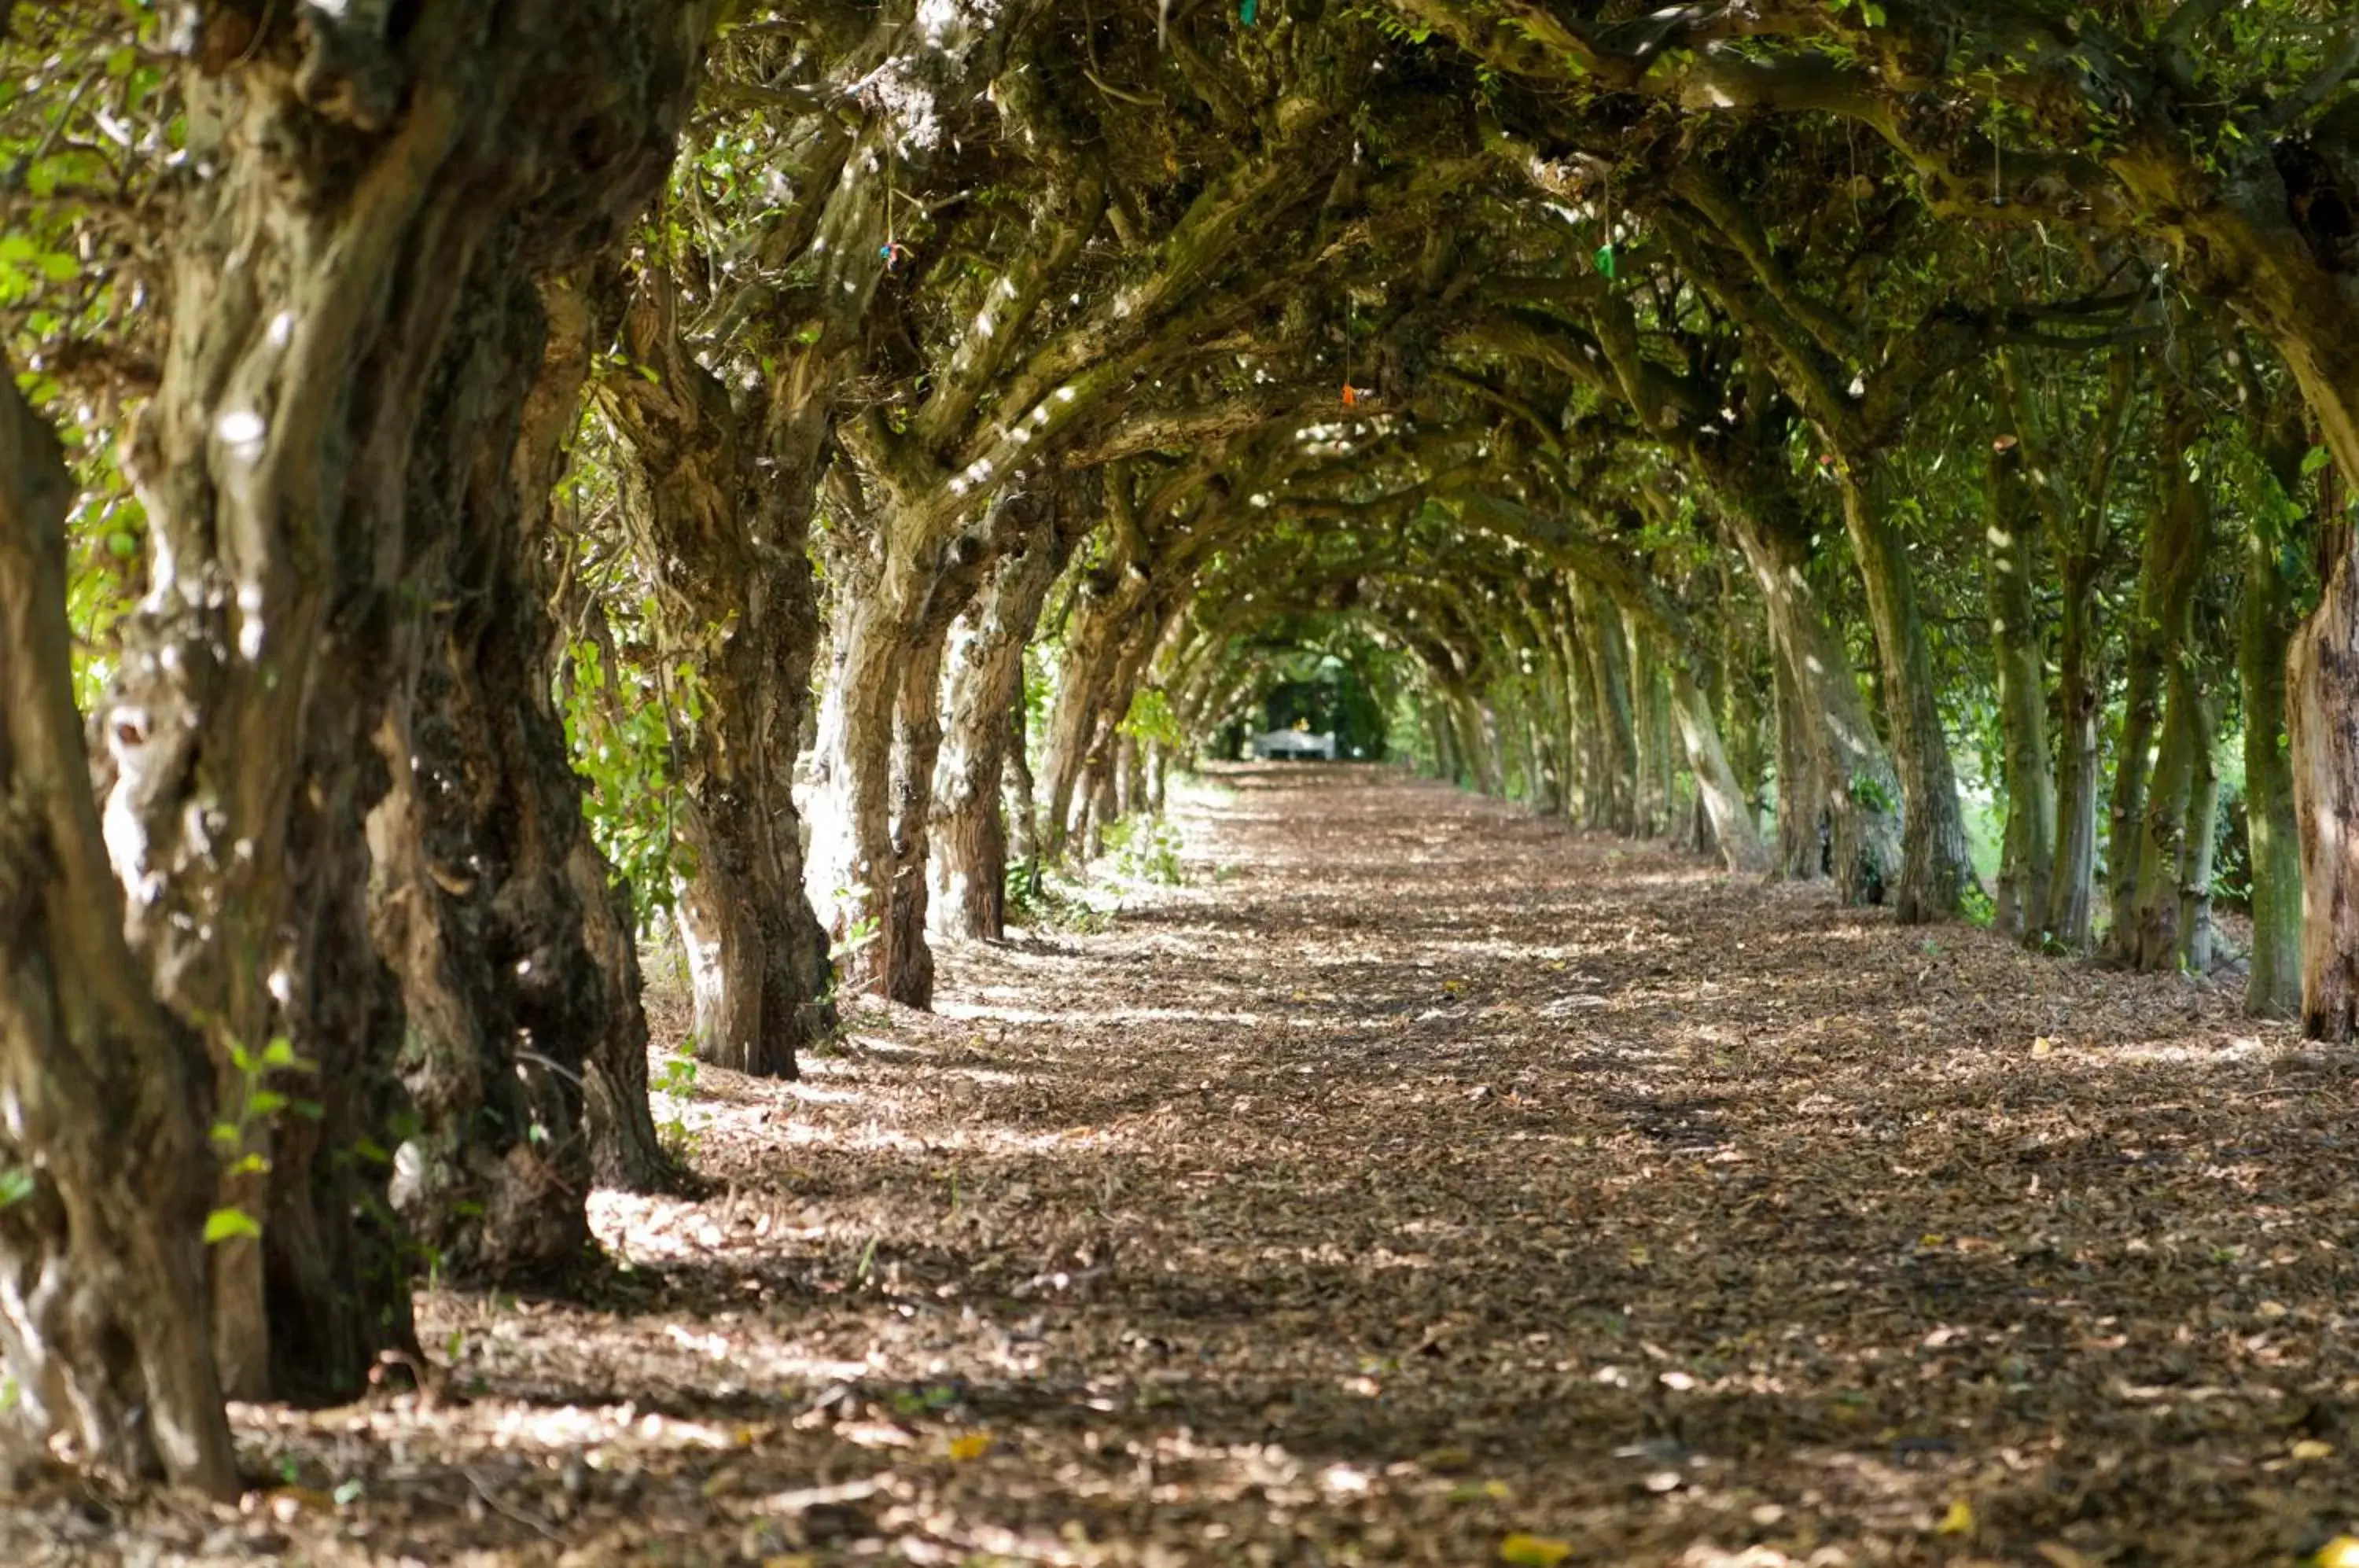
[11,765,2359,1566]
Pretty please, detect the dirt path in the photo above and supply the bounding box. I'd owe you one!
[24,764,2359,1566]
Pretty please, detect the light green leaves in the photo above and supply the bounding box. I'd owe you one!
[203,1207,262,1244]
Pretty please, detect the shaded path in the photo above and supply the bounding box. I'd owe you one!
[31,765,2359,1565]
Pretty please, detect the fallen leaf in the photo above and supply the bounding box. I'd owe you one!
[1451,1479,1515,1503]
[948,1432,993,1461]
[1936,1497,1974,1536]
[1500,1533,1573,1566]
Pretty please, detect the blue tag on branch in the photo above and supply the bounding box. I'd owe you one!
[1594,243,1617,279]
[1241,0,1258,23]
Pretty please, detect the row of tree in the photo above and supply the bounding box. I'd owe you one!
[1,0,2353,1501]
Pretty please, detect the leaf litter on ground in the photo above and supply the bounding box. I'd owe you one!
[9,764,2358,1566]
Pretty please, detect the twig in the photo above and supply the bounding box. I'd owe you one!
[1081,67,1161,109]
[462,1467,566,1544]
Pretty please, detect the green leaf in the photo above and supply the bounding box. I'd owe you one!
[0,1165,35,1209]
[2302,445,2333,478]
[204,1207,262,1244]
[247,1089,289,1117]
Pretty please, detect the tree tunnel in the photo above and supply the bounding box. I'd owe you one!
[2,0,2357,1499]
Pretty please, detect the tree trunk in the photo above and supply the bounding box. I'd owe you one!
[2179,690,2222,974]
[2045,543,2106,952]
[1424,690,1459,782]
[1624,613,1675,837]
[808,526,911,999]
[2110,406,2210,960]
[1042,563,1152,853]
[1768,644,1821,878]
[2288,475,2359,1036]
[931,495,1081,940]
[1835,467,1974,922]
[1575,584,1638,831]
[1552,600,1605,826]
[2002,347,2132,953]
[0,366,240,1498]
[2127,436,2217,971]
[1985,438,2056,941]
[1003,681,1044,906]
[605,268,835,1076]
[2241,490,2306,1018]
[884,521,999,1007]
[1448,686,1501,796]
[2130,667,2200,970]
[103,0,712,1402]
[1722,501,1902,900]
[369,264,658,1285]
[1668,664,1772,874]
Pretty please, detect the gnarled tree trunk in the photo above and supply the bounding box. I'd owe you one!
[1042,559,1154,854]
[931,490,1086,940]
[605,268,835,1077]
[885,521,1000,1007]
[2288,484,2359,1037]
[104,0,712,1397]
[370,267,602,1285]
[0,366,239,1498]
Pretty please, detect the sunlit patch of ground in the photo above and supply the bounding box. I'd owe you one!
[13,763,2357,1565]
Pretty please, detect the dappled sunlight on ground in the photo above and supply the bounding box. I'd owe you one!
[16,763,2356,1565]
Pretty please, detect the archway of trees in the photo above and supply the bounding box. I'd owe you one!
[2,0,2357,1540]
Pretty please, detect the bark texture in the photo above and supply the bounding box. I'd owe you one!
[606,268,835,1077]
[931,489,1088,940]
[0,366,239,1497]
[2291,510,2359,1037]
[105,0,712,1395]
